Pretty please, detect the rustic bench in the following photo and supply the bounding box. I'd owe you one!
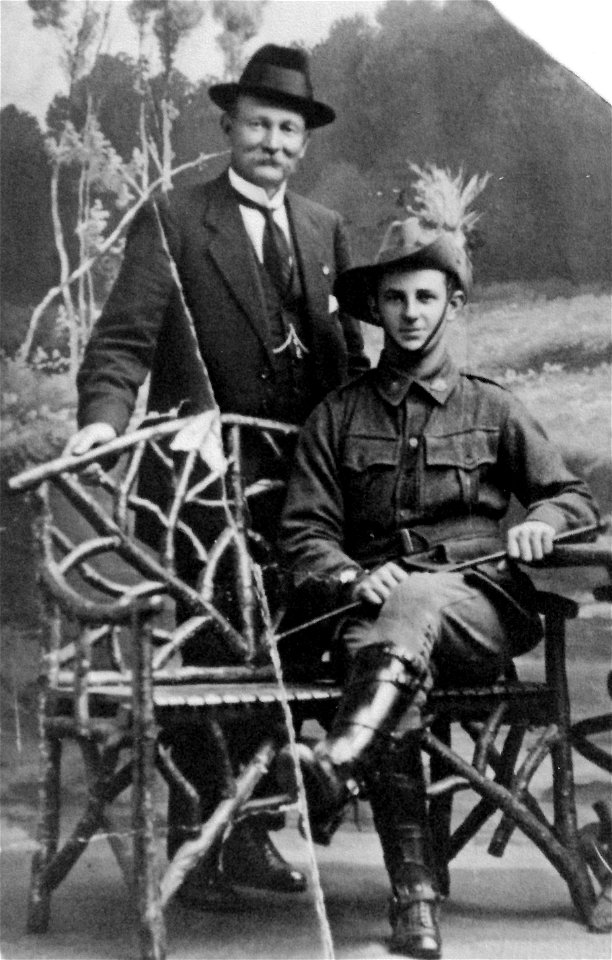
[8,412,611,960]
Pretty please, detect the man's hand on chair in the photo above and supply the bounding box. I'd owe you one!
[64,422,118,457]
[63,422,118,481]
[505,521,556,565]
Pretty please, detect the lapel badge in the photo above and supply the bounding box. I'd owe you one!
[430,377,448,392]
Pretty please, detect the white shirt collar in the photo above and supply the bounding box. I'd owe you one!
[229,167,287,211]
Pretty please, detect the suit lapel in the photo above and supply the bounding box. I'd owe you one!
[204,175,271,351]
[202,180,330,353]
[287,192,328,330]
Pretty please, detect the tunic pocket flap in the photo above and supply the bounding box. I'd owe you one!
[425,430,498,470]
[343,437,399,471]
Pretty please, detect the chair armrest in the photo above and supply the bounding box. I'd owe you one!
[535,592,579,619]
[40,563,164,625]
[7,416,195,492]
[545,542,612,572]
[527,539,611,617]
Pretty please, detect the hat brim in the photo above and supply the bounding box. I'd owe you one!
[209,82,335,129]
[334,240,471,325]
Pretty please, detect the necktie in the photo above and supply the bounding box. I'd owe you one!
[234,191,293,299]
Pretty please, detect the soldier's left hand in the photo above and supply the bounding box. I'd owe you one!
[505,521,556,564]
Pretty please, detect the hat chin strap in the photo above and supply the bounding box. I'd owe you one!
[417,309,448,356]
[383,302,452,379]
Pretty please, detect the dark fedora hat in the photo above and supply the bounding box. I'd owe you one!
[209,44,335,129]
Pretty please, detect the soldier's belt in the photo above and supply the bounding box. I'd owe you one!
[356,518,502,567]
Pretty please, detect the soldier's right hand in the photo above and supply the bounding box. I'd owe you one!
[63,423,118,479]
[352,561,410,606]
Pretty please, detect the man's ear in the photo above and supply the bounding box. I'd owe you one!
[220,113,232,136]
[447,289,465,321]
[298,129,311,160]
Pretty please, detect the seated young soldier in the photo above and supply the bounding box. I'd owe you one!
[277,166,599,959]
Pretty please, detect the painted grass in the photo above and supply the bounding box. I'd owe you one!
[508,363,610,464]
[461,293,611,374]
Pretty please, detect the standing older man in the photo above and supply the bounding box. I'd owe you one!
[65,44,367,903]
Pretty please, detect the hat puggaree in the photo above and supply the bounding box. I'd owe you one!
[335,164,490,324]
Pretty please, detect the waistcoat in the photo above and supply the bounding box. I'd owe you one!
[254,243,315,424]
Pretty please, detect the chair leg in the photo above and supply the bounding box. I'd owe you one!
[428,720,453,897]
[27,736,62,933]
[544,607,598,926]
[132,614,166,960]
[580,801,612,931]
[550,730,601,925]
[545,610,579,845]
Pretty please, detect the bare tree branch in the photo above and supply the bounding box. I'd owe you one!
[18,149,229,362]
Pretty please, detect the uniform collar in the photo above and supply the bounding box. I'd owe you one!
[228,167,287,210]
[374,348,458,406]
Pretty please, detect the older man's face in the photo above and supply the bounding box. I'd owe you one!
[223,95,309,195]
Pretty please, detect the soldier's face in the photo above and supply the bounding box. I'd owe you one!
[372,268,462,353]
[223,95,309,195]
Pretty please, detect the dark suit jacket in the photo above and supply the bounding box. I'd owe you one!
[77,171,367,433]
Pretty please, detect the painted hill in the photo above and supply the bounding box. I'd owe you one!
[297,0,611,285]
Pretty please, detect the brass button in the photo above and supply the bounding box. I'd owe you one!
[408,437,419,449]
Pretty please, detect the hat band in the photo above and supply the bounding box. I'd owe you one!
[242,63,313,101]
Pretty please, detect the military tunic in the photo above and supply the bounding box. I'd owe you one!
[280,350,599,681]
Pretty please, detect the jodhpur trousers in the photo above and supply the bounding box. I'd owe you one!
[340,569,543,688]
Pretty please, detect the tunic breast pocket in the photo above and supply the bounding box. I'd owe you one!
[342,437,399,531]
[422,429,499,512]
